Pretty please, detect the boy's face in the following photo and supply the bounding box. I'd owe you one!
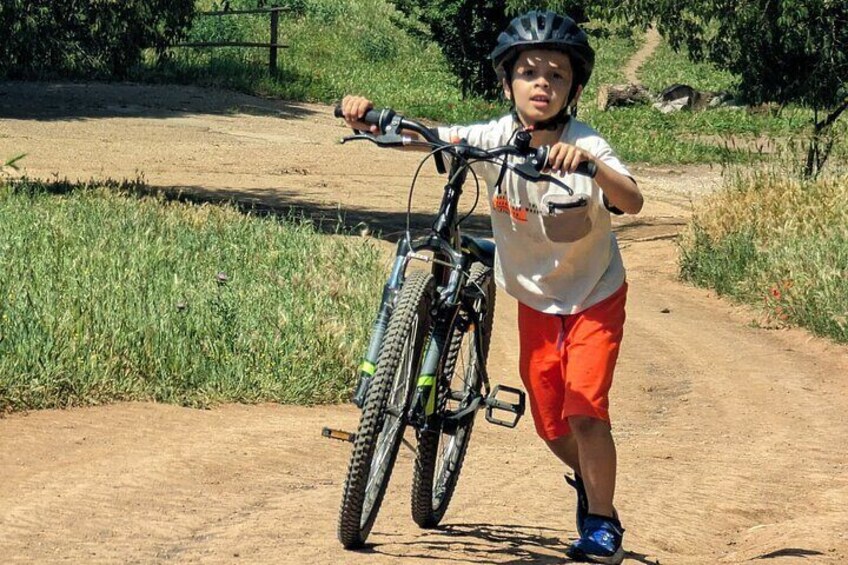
[504,49,580,126]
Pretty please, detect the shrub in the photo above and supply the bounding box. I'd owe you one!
[0,0,195,78]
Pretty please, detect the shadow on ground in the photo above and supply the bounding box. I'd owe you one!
[0,81,316,122]
[9,177,684,247]
[754,548,824,560]
[154,184,680,245]
[158,184,495,242]
[7,177,493,242]
[356,522,661,564]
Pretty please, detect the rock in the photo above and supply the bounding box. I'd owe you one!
[659,83,697,104]
[653,83,736,113]
[653,97,691,114]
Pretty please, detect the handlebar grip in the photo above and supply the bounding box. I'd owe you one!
[575,160,598,178]
[531,146,598,178]
[334,105,395,132]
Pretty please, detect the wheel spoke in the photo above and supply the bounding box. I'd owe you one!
[411,265,493,530]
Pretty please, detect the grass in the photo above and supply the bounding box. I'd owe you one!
[629,37,848,165]
[149,0,502,123]
[679,167,848,343]
[148,2,656,126]
[0,178,387,413]
[637,40,738,94]
[144,4,767,164]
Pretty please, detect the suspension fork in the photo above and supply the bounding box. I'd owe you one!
[407,307,452,431]
[406,254,470,431]
[467,295,492,398]
[351,239,411,408]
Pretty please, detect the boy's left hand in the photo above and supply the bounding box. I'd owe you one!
[547,142,594,175]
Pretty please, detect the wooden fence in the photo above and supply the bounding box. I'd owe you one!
[173,6,290,75]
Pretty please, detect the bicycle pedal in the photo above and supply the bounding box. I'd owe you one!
[484,385,526,429]
[322,427,357,443]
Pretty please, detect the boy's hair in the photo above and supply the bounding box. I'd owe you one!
[490,10,595,108]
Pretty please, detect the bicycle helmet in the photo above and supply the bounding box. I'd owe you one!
[491,10,595,124]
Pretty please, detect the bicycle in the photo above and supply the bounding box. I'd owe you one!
[323,106,597,549]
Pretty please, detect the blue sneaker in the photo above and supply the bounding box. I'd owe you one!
[566,514,625,564]
[564,474,589,537]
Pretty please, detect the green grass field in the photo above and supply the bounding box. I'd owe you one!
[0,178,386,412]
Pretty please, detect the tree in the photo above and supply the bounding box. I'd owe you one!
[605,0,848,176]
[0,0,195,79]
[505,0,588,22]
[393,1,511,98]
[393,0,601,99]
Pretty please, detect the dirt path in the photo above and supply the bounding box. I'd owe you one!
[2,83,847,564]
[623,28,661,85]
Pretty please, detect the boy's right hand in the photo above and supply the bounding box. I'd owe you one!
[340,95,379,134]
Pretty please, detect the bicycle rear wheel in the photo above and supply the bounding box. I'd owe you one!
[338,270,435,549]
[411,263,495,528]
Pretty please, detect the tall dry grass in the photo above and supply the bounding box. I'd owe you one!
[679,167,848,342]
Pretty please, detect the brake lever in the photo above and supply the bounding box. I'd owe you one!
[340,132,407,147]
[506,161,576,195]
[512,161,542,181]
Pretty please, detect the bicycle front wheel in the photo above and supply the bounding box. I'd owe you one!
[411,263,495,528]
[338,270,435,549]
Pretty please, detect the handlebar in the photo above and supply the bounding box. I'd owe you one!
[334,104,597,180]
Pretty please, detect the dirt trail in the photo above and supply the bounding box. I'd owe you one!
[623,27,661,85]
[1,83,847,564]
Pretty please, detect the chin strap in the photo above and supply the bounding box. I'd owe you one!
[511,107,571,131]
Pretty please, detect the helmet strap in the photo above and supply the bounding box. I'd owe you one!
[511,107,570,131]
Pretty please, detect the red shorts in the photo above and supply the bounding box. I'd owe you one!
[518,283,627,441]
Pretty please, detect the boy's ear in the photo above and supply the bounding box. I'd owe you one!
[502,78,512,101]
[570,84,584,108]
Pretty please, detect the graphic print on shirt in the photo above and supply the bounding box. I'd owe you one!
[492,194,528,222]
[491,192,549,223]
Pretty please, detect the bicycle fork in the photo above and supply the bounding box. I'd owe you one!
[351,244,411,408]
[407,321,449,432]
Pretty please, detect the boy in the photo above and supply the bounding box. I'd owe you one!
[341,10,642,564]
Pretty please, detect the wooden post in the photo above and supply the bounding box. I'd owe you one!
[269,9,279,75]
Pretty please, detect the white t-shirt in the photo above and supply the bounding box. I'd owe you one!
[438,114,632,315]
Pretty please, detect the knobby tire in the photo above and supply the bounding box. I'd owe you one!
[410,263,495,528]
[338,271,435,549]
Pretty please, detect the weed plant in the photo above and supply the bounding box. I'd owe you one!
[0,178,387,413]
[679,167,848,343]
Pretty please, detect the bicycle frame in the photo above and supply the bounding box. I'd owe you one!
[342,106,594,425]
[354,151,490,433]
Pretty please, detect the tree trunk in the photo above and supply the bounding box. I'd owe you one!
[597,83,652,111]
[805,98,848,178]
